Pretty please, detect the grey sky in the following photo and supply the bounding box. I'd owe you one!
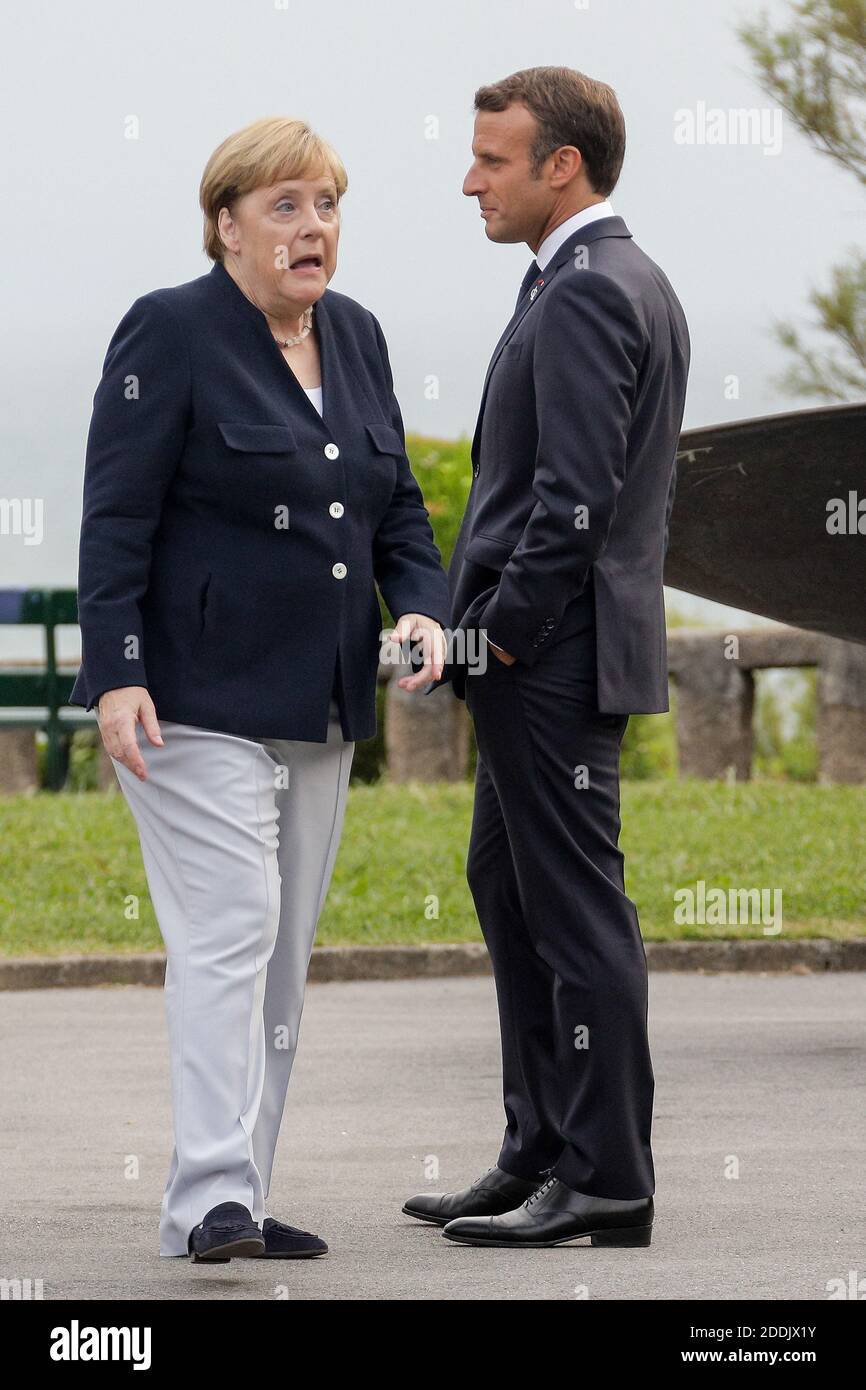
[3,0,859,657]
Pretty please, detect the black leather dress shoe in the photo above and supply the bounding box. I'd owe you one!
[187,1201,266,1263]
[442,1178,653,1248]
[402,1166,541,1226]
[249,1217,328,1259]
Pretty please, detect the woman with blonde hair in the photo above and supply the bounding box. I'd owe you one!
[71,116,449,1262]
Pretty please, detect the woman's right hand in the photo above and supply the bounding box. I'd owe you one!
[96,686,164,781]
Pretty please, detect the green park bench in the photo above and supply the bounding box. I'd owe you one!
[0,588,95,791]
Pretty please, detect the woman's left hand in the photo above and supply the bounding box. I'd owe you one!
[388,613,447,690]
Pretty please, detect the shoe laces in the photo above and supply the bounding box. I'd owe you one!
[523,1176,557,1208]
[471,1166,496,1189]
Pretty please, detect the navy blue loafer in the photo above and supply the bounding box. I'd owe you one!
[252,1217,328,1258]
[188,1201,266,1263]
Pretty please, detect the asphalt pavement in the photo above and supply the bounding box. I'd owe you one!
[1,973,863,1301]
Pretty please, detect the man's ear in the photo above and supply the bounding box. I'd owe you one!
[549,145,583,190]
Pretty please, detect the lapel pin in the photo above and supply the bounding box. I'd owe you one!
[529,278,545,301]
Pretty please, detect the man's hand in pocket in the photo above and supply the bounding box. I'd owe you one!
[488,639,516,666]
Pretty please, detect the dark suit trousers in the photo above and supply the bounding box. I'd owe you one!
[464,602,655,1199]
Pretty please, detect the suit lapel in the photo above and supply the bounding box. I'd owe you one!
[469,216,632,465]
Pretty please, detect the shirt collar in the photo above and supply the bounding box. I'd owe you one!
[535,199,616,271]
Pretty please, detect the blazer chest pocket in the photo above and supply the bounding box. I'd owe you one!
[365,421,404,458]
[492,341,525,382]
[218,421,298,455]
[361,421,401,500]
[214,421,299,498]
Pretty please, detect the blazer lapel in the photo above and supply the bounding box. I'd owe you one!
[469,216,633,465]
[209,260,332,435]
[315,298,389,433]
[311,292,357,435]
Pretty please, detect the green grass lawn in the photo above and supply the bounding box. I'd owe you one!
[0,781,863,957]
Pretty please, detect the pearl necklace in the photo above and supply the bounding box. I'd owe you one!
[272,306,313,349]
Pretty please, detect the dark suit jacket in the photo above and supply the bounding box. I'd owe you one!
[435,215,690,713]
[69,261,450,742]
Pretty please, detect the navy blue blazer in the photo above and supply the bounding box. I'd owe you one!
[69,261,451,742]
[431,216,690,713]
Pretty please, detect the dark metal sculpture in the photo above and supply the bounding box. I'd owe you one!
[665,402,866,644]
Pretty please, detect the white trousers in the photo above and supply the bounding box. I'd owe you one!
[111,698,354,1255]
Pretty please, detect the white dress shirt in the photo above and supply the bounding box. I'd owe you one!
[304,384,324,415]
[535,199,615,270]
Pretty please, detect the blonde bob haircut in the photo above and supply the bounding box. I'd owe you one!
[199,116,348,262]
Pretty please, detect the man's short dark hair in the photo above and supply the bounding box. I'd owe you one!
[474,65,626,195]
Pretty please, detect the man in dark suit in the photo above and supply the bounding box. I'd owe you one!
[404,66,690,1248]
